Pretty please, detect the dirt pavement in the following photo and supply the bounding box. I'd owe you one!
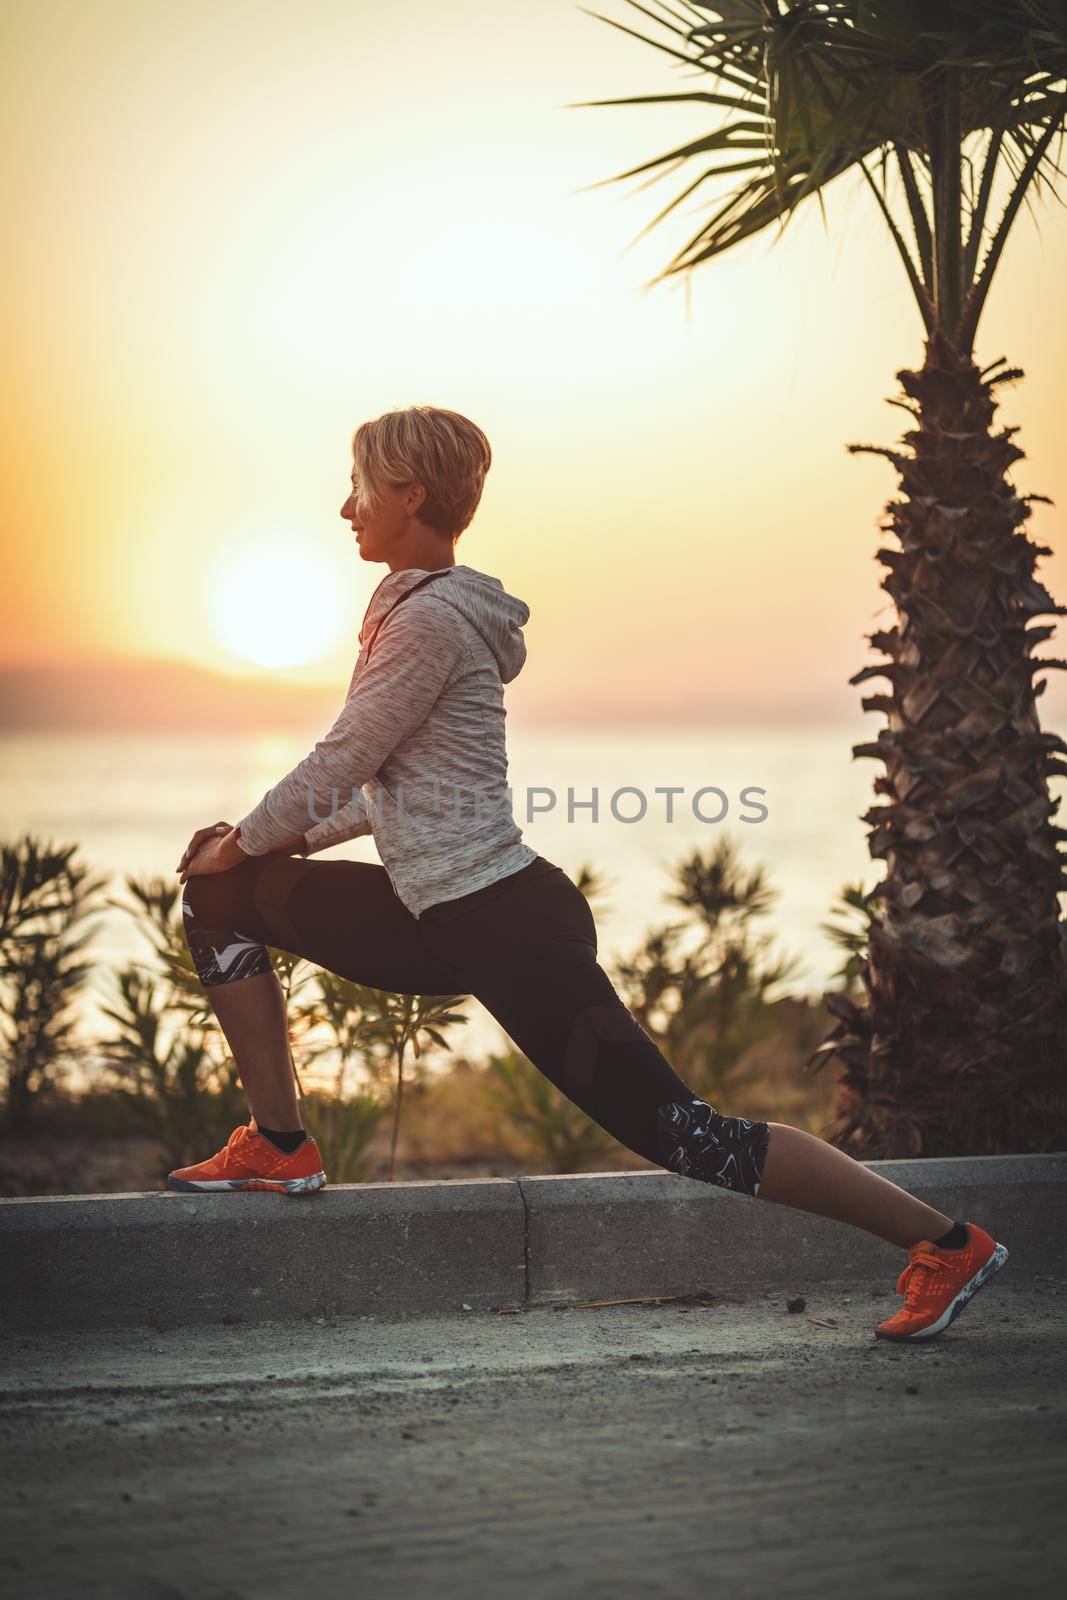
[1,1272,1063,1600]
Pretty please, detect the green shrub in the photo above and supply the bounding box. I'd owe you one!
[0,836,108,1129]
[484,1047,616,1172]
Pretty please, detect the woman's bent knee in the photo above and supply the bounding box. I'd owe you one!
[181,878,273,988]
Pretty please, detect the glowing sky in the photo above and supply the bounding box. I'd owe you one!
[3,0,1066,725]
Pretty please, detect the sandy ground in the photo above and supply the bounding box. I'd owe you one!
[1,1273,1064,1600]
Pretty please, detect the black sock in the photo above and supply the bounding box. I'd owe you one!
[257,1125,306,1154]
[933,1220,969,1250]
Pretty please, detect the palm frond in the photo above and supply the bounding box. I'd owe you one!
[575,0,1067,342]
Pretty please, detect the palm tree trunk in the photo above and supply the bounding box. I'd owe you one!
[815,329,1067,1157]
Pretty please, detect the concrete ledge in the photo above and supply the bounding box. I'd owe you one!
[2,1154,1063,1333]
[519,1154,1067,1306]
[0,1178,526,1333]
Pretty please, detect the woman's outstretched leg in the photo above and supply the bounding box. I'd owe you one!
[444,860,962,1251]
[756,1123,954,1249]
[474,953,956,1249]
[468,919,1011,1342]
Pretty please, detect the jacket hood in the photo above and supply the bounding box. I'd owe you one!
[361,564,531,683]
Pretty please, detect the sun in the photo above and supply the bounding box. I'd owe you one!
[208,545,346,669]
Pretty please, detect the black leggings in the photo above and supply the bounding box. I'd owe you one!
[181,852,772,1195]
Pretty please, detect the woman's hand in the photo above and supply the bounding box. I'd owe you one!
[177,822,233,878]
[176,824,309,884]
[178,826,248,885]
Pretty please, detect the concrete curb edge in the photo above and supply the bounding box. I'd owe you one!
[2,1153,1064,1332]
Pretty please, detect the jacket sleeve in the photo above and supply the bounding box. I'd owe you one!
[236,598,468,856]
[302,788,374,855]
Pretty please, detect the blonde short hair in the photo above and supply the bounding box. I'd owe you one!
[351,405,492,540]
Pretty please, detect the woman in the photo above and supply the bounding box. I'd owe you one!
[176,404,1009,1344]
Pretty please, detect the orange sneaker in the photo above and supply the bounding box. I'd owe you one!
[874,1222,1009,1342]
[167,1119,327,1196]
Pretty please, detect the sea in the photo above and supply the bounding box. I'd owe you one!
[0,723,971,1073]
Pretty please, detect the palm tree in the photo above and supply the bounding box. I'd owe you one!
[573,2,1067,1156]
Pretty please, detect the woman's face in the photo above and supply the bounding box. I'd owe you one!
[340,466,423,563]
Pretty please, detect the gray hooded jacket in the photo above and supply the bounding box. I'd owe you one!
[236,564,538,917]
